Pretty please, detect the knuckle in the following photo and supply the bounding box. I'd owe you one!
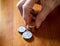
[16,1,21,7]
[16,0,25,7]
[22,5,28,10]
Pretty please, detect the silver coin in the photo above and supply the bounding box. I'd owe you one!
[18,26,26,33]
[22,31,32,39]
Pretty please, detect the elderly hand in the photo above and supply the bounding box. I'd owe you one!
[16,0,38,26]
[16,0,60,29]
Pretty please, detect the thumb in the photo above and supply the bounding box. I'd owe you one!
[35,7,51,28]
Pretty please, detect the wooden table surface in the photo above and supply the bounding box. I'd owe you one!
[0,0,60,46]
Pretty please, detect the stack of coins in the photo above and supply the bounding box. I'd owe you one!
[18,25,32,39]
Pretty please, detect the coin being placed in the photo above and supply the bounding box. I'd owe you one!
[18,26,26,33]
[22,31,32,39]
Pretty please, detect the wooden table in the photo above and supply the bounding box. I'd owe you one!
[0,0,60,46]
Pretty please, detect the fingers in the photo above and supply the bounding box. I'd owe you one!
[35,7,51,28]
[16,0,26,14]
[22,0,37,25]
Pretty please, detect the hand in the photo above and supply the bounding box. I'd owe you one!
[35,0,60,28]
[16,0,60,29]
[16,0,38,26]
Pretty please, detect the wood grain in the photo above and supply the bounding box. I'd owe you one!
[0,0,60,46]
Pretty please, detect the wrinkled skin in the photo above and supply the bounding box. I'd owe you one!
[16,0,60,28]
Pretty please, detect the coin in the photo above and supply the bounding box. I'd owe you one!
[22,31,32,39]
[18,26,26,33]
